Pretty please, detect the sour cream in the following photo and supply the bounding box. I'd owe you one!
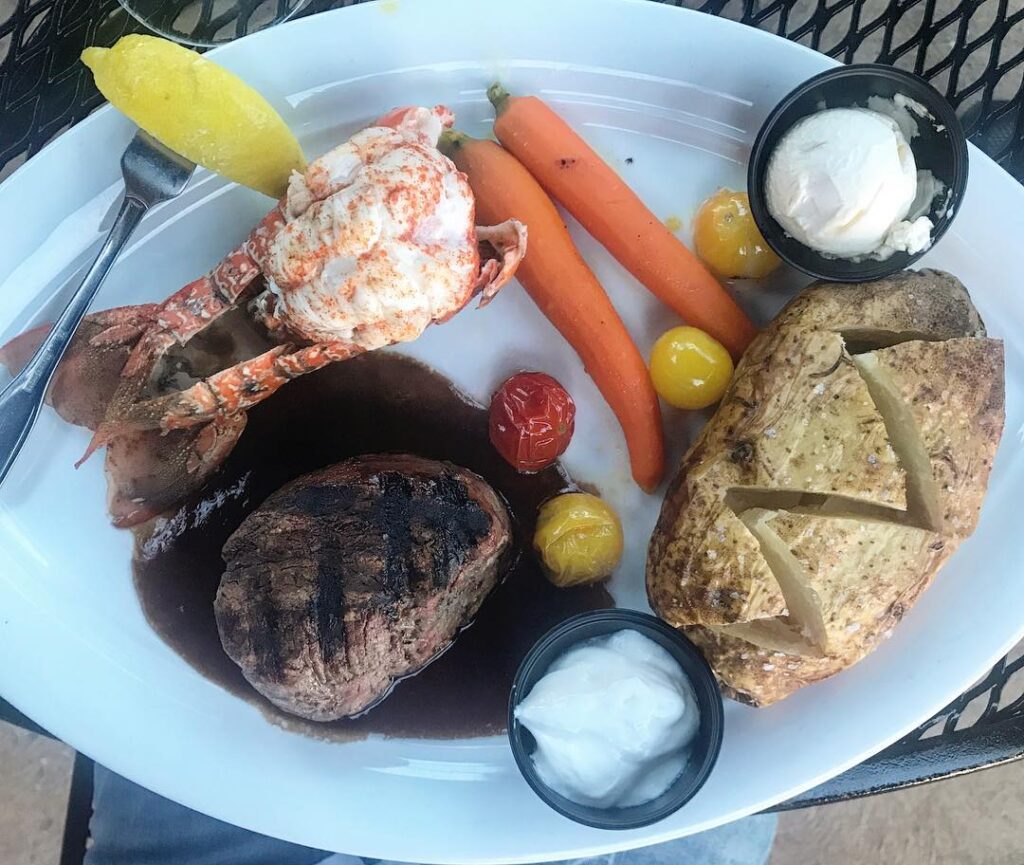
[765,106,934,259]
[514,629,700,809]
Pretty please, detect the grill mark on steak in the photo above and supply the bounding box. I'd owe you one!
[300,472,490,666]
[313,544,347,666]
[276,473,492,600]
[378,471,492,594]
[280,484,359,517]
[252,578,285,680]
[264,483,355,665]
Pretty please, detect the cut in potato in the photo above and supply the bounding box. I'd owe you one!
[648,484,787,629]
[852,353,941,530]
[838,328,936,354]
[868,338,1005,541]
[765,510,942,653]
[739,508,827,650]
[713,618,819,656]
[725,487,907,524]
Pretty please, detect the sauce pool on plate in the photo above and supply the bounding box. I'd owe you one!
[132,352,613,741]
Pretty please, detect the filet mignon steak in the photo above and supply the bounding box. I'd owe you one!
[215,454,512,721]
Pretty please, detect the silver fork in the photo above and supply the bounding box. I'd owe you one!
[0,130,195,487]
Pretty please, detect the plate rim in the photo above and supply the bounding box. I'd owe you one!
[2,0,1024,861]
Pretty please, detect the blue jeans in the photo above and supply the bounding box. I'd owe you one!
[84,764,777,865]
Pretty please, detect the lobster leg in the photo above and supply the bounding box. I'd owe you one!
[0,304,160,375]
[473,219,528,306]
[0,304,162,431]
[86,304,163,347]
[90,341,359,444]
[120,203,286,377]
[105,413,248,528]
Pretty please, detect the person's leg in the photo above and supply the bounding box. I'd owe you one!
[370,814,778,865]
[84,764,345,865]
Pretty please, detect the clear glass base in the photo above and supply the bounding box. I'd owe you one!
[116,0,310,47]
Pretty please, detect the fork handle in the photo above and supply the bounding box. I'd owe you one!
[0,194,148,487]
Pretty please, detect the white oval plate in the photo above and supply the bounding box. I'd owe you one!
[1,0,1022,861]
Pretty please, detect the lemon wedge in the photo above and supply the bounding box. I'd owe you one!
[82,35,305,198]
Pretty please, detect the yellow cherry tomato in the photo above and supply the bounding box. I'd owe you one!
[693,189,781,279]
[649,326,734,410]
[533,493,623,587]
[82,35,305,198]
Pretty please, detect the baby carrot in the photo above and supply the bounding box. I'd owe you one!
[440,131,665,492]
[488,84,757,360]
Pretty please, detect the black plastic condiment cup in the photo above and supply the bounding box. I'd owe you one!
[507,610,724,830]
[747,64,969,282]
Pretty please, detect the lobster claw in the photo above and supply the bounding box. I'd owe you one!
[104,414,247,528]
[0,305,247,528]
[473,219,528,307]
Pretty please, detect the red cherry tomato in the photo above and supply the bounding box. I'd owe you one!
[489,372,576,473]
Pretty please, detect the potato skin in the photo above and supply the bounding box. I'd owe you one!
[647,270,1004,706]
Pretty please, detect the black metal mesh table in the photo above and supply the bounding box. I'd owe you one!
[1,0,1022,812]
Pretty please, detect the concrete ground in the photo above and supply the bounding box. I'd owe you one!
[770,762,1024,865]
[2,0,1023,862]
[0,725,74,864]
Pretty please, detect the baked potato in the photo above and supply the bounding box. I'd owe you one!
[646,270,1005,706]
